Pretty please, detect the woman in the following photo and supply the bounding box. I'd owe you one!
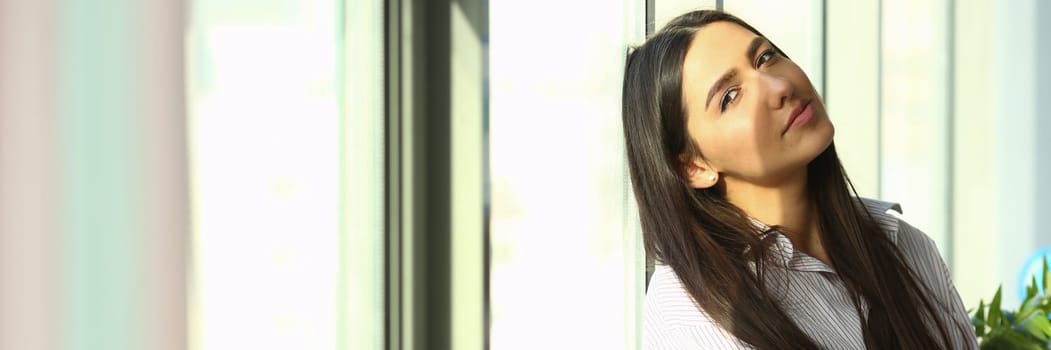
[622,10,976,349]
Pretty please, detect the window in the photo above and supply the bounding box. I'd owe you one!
[187,1,344,348]
[488,0,645,348]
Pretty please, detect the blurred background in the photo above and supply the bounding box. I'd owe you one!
[0,0,1048,349]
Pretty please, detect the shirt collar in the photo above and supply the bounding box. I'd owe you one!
[740,198,904,275]
[860,197,903,246]
[744,218,837,274]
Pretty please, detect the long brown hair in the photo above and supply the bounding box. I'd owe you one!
[623,10,954,349]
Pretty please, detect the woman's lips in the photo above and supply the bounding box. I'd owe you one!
[783,99,814,135]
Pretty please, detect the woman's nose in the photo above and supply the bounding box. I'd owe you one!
[760,72,794,110]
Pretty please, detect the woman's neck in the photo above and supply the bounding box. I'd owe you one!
[724,169,829,264]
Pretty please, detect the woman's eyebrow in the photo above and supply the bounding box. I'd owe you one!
[705,69,737,110]
[745,36,765,62]
[704,37,767,111]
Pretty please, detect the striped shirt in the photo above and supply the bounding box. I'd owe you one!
[643,198,978,349]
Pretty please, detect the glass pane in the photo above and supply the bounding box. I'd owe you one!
[880,0,950,258]
[653,0,719,31]
[488,0,643,348]
[725,0,825,96]
[345,0,385,348]
[187,1,341,348]
[825,0,881,198]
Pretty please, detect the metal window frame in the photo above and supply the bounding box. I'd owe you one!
[383,0,488,349]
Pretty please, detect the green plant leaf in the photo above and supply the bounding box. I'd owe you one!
[973,321,985,339]
[1043,256,1049,294]
[969,284,1051,348]
[975,300,987,337]
[1018,311,1051,342]
[1018,292,1045,320]
[1025,276,1037,301]
[980,330,1045,350]
[989,286,1003,327]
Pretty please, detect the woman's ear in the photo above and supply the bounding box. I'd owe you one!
[682,157,720,189]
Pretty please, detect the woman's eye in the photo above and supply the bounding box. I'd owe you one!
[756,49,777,68]
[720,88,739,112]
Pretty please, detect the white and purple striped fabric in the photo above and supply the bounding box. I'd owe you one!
[643,198,978,349]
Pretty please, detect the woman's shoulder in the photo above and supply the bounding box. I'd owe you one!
[857,198,977,348]
[644,264,750,349]
[857,197,932,250]
[646,264,711,327]
[857,197,941,249]
[857,197,949,284]
[858,197,904,240]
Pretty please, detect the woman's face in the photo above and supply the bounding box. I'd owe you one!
[680,21,833,187]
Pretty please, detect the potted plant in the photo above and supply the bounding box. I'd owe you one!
[970,258,1051,349]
